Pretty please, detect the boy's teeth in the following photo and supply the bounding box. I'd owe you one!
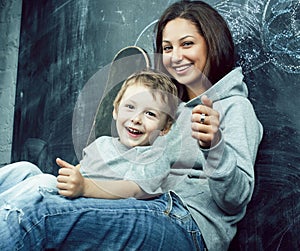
[128,128,142,134]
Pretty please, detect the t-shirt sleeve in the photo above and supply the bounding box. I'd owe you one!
[79,140,104,177]
[121,148,171,195]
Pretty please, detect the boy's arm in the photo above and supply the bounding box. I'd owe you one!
[56,158,153,199]
[82,179,152,199]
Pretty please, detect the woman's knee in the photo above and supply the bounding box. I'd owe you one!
[0,161,42,180]
[10,161,42,176]
[34,173,57,187]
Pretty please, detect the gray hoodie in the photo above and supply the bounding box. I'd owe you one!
[162,67,263,251]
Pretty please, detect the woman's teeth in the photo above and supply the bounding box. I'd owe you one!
[175,65,191,72]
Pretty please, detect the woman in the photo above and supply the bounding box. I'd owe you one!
[153,1,263,250]
[0,1,262,250]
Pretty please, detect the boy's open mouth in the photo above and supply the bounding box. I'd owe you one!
[126,127,143,135]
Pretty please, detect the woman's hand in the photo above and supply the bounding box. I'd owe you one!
[56,158,85,198]
[191,95,220,148]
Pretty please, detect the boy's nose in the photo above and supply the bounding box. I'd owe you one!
[131,113,142,124]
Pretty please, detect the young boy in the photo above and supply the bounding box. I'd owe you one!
[56,70,178,199]
[0,70,178,203]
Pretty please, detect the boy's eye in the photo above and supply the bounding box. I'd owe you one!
[146,111,157,117]
[125,104,134,109]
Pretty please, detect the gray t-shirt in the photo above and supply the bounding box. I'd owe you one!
[80,136,179,195]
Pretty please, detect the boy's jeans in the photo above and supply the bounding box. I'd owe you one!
[0,162,206,251]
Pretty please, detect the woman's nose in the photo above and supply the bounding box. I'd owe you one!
[171,47,183,62]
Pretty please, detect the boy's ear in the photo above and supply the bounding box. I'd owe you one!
[159,120,172,136]
[112,108,117,120]
[159,129,168,136]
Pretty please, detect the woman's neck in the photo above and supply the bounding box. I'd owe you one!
[186,77,212,100]
[186,85,208,100]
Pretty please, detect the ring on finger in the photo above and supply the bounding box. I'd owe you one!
[200,113,206,124]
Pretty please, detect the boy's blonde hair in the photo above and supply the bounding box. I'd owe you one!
[113,70,178,127]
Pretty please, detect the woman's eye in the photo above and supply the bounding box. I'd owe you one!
[163,45,172,52]
[182,41,193,47]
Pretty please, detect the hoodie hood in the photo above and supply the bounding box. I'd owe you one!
[185,67,248,107]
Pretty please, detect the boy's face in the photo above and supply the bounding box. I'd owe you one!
[113,84,169,147]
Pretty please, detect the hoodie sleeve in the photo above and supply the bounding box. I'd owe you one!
[202,96,263,214]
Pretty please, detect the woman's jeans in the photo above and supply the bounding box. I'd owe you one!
[0,162,206,251]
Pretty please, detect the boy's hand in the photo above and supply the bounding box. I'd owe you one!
[56,158,85,198]
[191,95,220,148]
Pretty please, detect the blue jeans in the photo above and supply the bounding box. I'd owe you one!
[0,161,43,193]
[0,163,206,251]
[0,162,57,205]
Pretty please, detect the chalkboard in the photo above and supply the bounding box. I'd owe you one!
[221,1,300,250]
[12,0,300,250]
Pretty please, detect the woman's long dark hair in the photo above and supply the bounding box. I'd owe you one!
[155,0,235,99]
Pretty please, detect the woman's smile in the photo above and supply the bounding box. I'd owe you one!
[173,63,193,75]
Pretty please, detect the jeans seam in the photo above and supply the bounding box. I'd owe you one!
[192,231,201,251]
[190,230,206,251]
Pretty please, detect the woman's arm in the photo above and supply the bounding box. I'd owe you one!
[191,95,221,148]
[56,158,152,199]
[191,96,263,214]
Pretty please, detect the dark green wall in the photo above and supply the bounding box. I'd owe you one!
[12,1,300,250]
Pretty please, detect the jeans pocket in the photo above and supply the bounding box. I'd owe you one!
[164,191,190,220]
[164,191,207,251]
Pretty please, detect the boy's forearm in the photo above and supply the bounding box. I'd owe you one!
[82,179,151,199]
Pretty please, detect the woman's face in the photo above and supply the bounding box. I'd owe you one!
[162,18,208,96]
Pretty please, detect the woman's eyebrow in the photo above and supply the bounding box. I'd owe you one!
[162,35,195,43]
